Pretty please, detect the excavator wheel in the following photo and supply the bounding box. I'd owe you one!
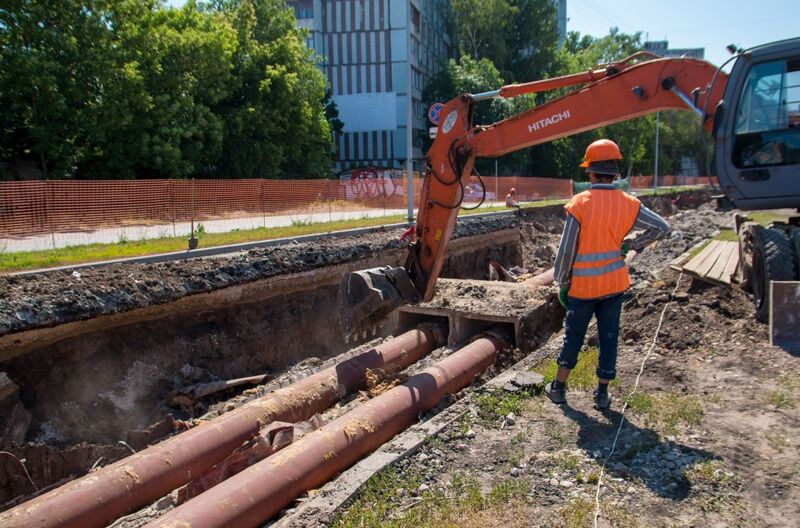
[750,225,797,323]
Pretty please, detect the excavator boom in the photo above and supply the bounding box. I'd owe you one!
[338,53,728,339]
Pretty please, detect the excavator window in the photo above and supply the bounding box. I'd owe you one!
[733,58,800,169]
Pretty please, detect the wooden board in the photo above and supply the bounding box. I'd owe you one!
[680,240,739,286]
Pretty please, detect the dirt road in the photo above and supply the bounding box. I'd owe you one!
[334,203,800,528]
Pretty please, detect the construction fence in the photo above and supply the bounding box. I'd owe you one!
[0,174,716,252]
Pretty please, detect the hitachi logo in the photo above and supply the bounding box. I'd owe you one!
[528,110,571,133]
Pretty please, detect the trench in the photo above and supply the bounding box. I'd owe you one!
[0,189,710,514]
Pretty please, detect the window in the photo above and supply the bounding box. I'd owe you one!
[733,58,800,168]
[411,5,421,34]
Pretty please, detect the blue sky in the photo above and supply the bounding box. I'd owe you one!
[567,0,798,67]
[167,0,798,68]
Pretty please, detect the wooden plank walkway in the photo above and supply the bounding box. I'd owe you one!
[680,240,739,286]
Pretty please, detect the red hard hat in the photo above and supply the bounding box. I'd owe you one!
[509,188,516,193]
[579,139,623,168]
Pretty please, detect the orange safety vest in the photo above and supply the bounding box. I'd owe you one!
[564,189,641,299]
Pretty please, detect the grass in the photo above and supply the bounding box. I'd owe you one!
[334,467,531,528]
[0,214,414,272]
[636,185,702,196]
[0,197,563,273]
[623,391,704,435]
[532,347,618,390]
[475,389,534,423]
[543,419,572,447]
[552,452,580,471]
[685,460,741,513]
[765,428,790,453]
[746,210,792,226]
[555,498,638,528]
[714,229,739,242]
[765,389,795,409]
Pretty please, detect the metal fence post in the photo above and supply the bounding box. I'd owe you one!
[327,179,332,223]
[188,178,198,250]
[261,178,266,228]
[171,180,177,237]
[46,180,56,249]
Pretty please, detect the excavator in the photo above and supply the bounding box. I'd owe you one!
[339,37,800,338]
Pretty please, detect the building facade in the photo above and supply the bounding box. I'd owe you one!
[288,0,454,170]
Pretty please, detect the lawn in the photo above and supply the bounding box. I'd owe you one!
[0,202,547,273]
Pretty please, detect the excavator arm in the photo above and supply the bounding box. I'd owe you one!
[338,53,728,339]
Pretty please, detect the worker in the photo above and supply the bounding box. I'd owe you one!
[545,139,669,410]
[505,188,519,208]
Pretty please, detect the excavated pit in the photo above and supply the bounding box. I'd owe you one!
[0,189,711,510]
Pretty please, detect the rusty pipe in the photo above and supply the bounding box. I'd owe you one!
[146,328,510,528]
[1,323,445,528]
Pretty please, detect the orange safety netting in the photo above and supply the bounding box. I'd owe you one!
[0,175,715,248]
[461,176,573,204]
[0,178,416,239]
[630,175,718,188]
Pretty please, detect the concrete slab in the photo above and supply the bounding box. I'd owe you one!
[394,278,558,349]
[770,281,800,354]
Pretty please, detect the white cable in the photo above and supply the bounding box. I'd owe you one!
[593,273,683,528]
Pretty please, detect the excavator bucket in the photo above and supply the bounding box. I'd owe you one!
[338,266,422,341]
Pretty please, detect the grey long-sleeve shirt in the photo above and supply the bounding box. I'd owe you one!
[553,184,670,287]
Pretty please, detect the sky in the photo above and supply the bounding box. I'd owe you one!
[166,0,798,68]
[566,0,799,68]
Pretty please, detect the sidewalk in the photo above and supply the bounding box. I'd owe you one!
[1,208,410,252]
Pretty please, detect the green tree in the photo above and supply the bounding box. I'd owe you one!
[422,55,535,175]
[451,0,516,66]
[0,0,113,178]
[86,0,237,179]
[1,0,333,180]
[213,0,331,179]
[450,0,558,84]
[324,87,344,139]
[544,28,711,181]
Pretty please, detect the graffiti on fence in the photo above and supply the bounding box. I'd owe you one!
[339,167,403,200]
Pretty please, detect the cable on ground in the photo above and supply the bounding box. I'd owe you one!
[593,273,684,528]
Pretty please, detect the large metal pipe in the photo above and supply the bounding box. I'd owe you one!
[1,324,445,528]
[146,328,509,528]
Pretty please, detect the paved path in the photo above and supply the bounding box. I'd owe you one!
[1,198,517,253]
[1,208,416,252]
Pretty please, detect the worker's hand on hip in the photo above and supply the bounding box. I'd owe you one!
[621,241,630,256]
[558,286,569,309]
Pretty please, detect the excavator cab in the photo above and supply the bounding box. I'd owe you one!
[714,37,800,321]
[714,37,800,210]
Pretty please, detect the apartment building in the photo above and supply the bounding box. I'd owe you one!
[288,0,454,169]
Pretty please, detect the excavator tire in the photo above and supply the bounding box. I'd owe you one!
[751,226,797,323]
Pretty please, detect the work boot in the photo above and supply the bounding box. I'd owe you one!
[593,389,611,410]
[545,382,567,404]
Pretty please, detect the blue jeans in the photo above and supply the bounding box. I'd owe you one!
[557,293,623,380]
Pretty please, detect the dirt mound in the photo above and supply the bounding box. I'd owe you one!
[0,215,520,337]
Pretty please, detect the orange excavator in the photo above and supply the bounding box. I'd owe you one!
[339,38,800,337]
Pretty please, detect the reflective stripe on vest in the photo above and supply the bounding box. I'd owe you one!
[571,258,625,277]
[573,250,621,263]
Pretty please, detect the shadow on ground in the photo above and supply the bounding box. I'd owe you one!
[559,405,718,500]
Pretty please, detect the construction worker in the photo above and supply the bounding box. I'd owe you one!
[545,139,669,410]
[505,188,519,208]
